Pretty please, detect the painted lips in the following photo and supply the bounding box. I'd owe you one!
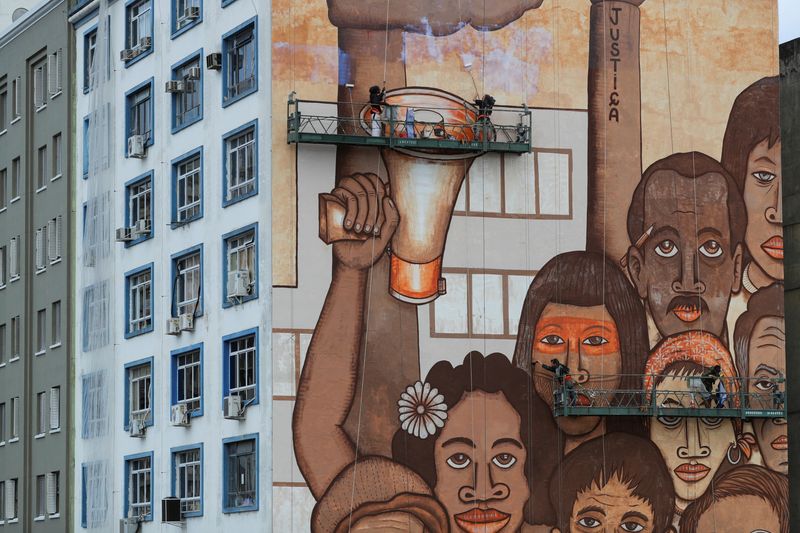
[771,435,788,450]
[674,463,711,482]
[672,304,702,323]
[761,236,784,260]
[454,508,511,533]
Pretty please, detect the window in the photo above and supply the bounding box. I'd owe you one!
[10,316,19,360]
[84,28,97,91]
[223,435,258,512]
[35,227,46,272]
[36,308,46,355]
[81,461,108,528]
[50,387,60,431]
[223,121,257,205]
[222,18,257,105]
[0,83,6,131]
[125,172,153,245]
[48,49,63,97]
[82,282,109,351]
[124,452,153,521]
[48,216,62,263]
[0,480,3,523]
[9,237,18,280]
[51,301,61,347]
[47,472,59,516]
[10,397,18,440]
[37,145,47,190]
[172,0,202,36]
[11,157,19,201]
[125,79,154,154]
[52,133,62,179]
[33,59,47,110]
[172,445,202,517]
[125,264,153,337]
[0,168,6,209]
[223,328,258,404]
[0,403,5,443]
[11,77,20,121]
[172,344,202,415]
[83,191,112,267]
[171,53,203,132]
[124,0,153,65]
[0,246,5,287]
[81,371,108,438]
[172,148,202,225]
[36,475,46,519]
[125,359,153,429]
[5,478,17,520]
[37,391,47,436]
[223,224,258,305]
[0,325,5,365]
[82,117,89,178]
[172,246,202,317]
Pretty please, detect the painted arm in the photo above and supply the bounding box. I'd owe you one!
[293,174,399,500]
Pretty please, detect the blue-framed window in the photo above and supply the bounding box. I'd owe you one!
[171,147,203,225]
[123,0,153,67]
[171,51,203,132]
[222,17,257,106]
[124,357,154,430]
[222,434,258,513]
[124,171,153,246]
[222,327,258,406]
[171,444,203,518]
[81,371,108,439]
[171,344,203,417]
[172,0,202,38]
[83,26,97,92]
[81,461,108,528]
[222,120,257,206]
[222,223,258,306]
[124,264,154,338]
[171,244,203,317]
[123,451,154,521]
[125,78,154,156]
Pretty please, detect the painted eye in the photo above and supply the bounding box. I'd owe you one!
[540,335,564,345]
[582,336,608,346]
[577,517,601,528]
[621,523,645,532]
[755,380,776,392]
[752,171,776,184]
[446,453,471,470]
[655,239,678,258]
[657,415,682,429]
[699,240,724,258]
[701,417,723,428]
[491,453,517,469]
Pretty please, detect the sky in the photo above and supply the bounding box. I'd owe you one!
[780,0,800,43]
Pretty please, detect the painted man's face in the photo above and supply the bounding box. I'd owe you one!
[531,303,622,436]
[628,171,743,339]
[696,495,781,533]
[433,391,528,533]
[748,315,788,474]
[567,475,657,533]
[743,139,783,281]
[649,375,735,510]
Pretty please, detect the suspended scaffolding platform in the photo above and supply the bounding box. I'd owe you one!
[286,90,532,155]
[551,374,786,420]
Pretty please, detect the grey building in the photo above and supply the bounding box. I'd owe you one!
[0,1,71,531]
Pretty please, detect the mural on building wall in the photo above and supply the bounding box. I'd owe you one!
[275,0,785,531]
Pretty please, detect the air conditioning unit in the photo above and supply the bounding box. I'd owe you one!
[115,227,134,242]
[187,66,202,80]
[127,135,146,158]
[184,6,200,20]
[223,395,244,420]
[165,80,185,93]
[120,517,141,533]
[162,497,183,523]
[132,219,150,236]
[178,313,194,332]
[139,36,152,50]
[170,403,190,427]
[129,417,146,438]
[206,52,222,70]
[120,49,135,61]
[166,317,181,336]
[227,270,251,298]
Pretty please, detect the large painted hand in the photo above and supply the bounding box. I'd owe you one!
[327,0,543,35]
[330,173,399,271]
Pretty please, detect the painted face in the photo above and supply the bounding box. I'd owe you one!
[649,375,735,510]
[696,495,781,533]
[433,391,528,533]
[568,475,656,533]
[352,512,426,532]
[743,139,783,281]
[747,316,787,474]
[629,171,742,339]
[531,303,622,436]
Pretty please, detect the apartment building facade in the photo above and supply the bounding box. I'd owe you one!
[69,0,271,530]
[0,1,71,532]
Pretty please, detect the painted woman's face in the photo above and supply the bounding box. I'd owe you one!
[567,474,657,533]
[649,376,735,509]
[433,390,528,533]
[532,303,622,435]
[743,138,783,281]
[696,495,781,533]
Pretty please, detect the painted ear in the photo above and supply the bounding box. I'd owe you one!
[626,246,647,299]
[731,243,744,293]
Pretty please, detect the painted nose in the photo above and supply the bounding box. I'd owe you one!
[565,340,589,384]
[677,419,711,458]
[765,205,782,224]
[672,250,705,294]
[459,483,510,503]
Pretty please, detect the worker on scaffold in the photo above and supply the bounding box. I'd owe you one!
[541,358,576,408]
[368,85,385,137]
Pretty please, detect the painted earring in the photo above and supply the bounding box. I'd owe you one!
[726,442,742,465]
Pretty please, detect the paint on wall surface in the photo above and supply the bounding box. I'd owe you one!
[272,1,786,531]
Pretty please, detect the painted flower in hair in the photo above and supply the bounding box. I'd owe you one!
[398,381,448,439]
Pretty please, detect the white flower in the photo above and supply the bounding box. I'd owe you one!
[398,381,448,439]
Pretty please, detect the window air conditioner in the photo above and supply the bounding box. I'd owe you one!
[129,417,146,438]
[184,6,200,20]
[139,36,152,50]
[120,49,135,61]
[164,80,185,93]
[170,403,190,427]
[227,270,251,298]
[187,66,202,80]
[132,219,150,236]
[166,317,181,336]
[115,227,134,242]
[127,135,146,158]
[162,497,183,523]
[223,395,244,420]
[179,313,194,332]
[120,517,141,533]
[206,52,222,71]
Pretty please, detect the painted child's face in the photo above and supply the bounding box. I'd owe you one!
[696,495,781,533]
[568,474,656,533]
